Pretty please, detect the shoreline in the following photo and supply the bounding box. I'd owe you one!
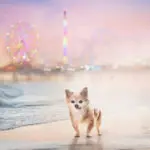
[0,119,67,131]
[0,120,150,150]
[0,69,150,83]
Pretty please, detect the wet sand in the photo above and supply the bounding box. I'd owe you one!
[0,120,150,150]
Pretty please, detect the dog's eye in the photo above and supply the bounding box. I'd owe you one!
[79,100,83,103]
[71,100,75,103]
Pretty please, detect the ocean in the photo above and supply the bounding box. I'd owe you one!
[0,70,150,133]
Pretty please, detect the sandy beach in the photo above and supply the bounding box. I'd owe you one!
[1,71,150,149]
[0,119,150,150]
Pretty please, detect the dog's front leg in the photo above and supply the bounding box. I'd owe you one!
[86,119,94,138]
[70,112,80,137]
[72,120,80,137]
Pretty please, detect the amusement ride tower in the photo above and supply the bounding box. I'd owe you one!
[62,10,68,65]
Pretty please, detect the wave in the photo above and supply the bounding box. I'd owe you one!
[13,97,63,108]
[0,93,63,109]
[0,85,23,98]
[0,85,24,107]
[0,84,64,108]
[0,98,49,108]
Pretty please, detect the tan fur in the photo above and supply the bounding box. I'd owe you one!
[65,87,102,138]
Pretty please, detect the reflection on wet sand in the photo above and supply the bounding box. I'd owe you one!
[68,136,103,150]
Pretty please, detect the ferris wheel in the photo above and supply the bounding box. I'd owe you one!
[5,21,40,63]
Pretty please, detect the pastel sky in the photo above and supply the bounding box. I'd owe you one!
[0,0,150,65]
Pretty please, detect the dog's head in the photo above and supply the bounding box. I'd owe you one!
[65,87,89,110]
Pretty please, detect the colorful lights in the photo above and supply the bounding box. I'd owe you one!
[63,10,68,64]
[23,53,27,60]
[6,21,39,63]
[63,37,68,45]
[63,20,67,26]
[6,46,10,50]
[16,41,23,50]
[63,56,68,64]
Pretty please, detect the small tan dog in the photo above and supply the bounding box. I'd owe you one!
[65,87,102,138]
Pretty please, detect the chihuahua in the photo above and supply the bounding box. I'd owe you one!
[65,87,101,138]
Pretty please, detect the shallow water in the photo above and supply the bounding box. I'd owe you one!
[0,70,150,133]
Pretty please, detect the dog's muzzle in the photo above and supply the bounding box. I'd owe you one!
[75,104,80,109]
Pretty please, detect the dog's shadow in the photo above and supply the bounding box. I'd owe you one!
[68,136,103,150]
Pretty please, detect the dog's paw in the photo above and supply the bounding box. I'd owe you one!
[74,134,80,138]
[86,135,92,138]
[98,133,102,136]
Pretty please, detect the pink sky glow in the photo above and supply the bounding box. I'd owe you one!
[0,0,150,65]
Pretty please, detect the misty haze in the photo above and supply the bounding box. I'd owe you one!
[0,0,150,150]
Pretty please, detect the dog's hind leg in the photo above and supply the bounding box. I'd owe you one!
[96,110,102,136]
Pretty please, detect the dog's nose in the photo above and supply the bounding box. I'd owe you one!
[75,104,79,109]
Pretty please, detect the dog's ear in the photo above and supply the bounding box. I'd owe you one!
[80,87,88,98]
[65,89,73,98]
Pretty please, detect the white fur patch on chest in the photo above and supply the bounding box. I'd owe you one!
[72,109,85,121]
